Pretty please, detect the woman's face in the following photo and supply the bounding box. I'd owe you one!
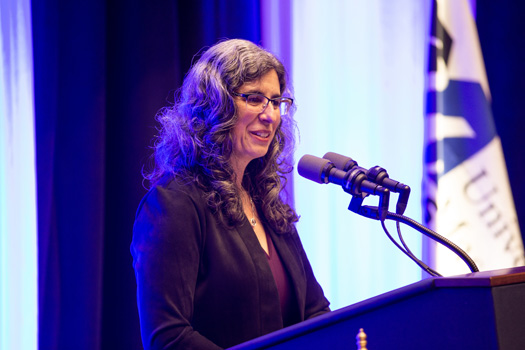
[231,69,281,171]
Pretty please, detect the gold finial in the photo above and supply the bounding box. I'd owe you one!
[356,328,367,350]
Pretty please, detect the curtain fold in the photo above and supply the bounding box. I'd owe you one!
[477,1,525,238]
[0,0,38,348]
[33,0,107,348]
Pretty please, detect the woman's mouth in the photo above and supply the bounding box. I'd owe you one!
[251,131,271,138]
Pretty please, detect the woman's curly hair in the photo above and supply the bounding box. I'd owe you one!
[145,39,299,234]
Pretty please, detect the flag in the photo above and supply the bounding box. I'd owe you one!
[423,0,524,276]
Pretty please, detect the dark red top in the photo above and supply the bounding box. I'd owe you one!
[266,233,296,327]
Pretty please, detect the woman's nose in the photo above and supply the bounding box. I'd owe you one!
[259,103,279,124]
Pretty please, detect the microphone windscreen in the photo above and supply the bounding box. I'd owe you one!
[298,154,331,184]
[323,152,356,171]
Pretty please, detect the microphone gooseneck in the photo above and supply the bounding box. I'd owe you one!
[297,152,479,275]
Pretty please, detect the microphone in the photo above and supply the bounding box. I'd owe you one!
[298,155,479,275]
[323,152,411,215]
[297,154,390,220]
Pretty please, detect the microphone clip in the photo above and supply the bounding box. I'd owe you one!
[331,164,390,221]
[348,192,389,221]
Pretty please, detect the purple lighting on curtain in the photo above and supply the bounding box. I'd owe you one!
[0,0,38,349]
[260,0,295,205]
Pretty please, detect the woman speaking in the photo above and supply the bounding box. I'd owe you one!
[131,39,330,350]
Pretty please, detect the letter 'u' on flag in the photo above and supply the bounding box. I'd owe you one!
[423,0,525,276]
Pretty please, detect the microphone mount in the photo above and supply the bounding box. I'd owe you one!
[323,152,411,215]
[298,155,390,221]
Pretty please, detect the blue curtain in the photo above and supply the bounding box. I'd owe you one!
[477,1,525,239]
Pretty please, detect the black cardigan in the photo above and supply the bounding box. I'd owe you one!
[131,177,330,349]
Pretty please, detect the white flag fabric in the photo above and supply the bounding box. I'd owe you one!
[423,0,525,276]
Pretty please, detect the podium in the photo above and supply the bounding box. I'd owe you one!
[230,266,525,350]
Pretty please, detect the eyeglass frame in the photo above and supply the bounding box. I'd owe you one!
[232,92,294,115]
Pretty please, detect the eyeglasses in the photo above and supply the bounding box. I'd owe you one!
[233,92,293,116]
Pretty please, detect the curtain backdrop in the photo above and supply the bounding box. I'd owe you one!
[33,0,108,348]
[292,0,430,309]
[477,1,525,242]
[31,1,525,349]
[0,0,37,349]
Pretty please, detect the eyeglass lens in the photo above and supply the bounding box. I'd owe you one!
[245,95,291,115]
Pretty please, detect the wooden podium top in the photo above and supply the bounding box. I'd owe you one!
[434,265,525,287]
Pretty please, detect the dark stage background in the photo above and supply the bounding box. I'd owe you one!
[31,1,525,349]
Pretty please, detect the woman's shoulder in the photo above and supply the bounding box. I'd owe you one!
[136,174,206,218]
[156,173,201,194]
[132,174,211,256]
